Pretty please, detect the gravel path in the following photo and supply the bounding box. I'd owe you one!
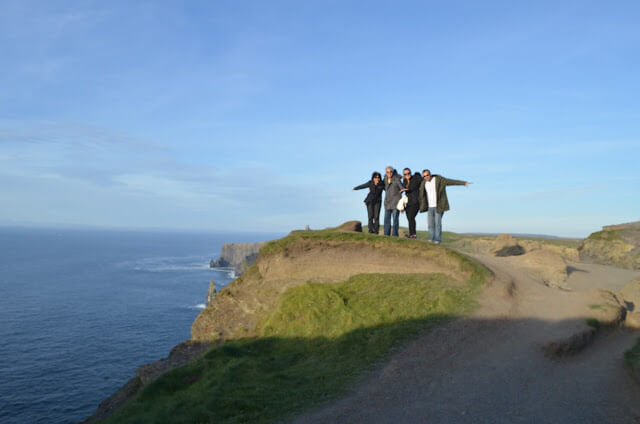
[294,254,640,424]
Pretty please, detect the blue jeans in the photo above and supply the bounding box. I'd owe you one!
[384,209,400,236]
[428,207,443,242]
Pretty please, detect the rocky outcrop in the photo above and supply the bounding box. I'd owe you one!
[578,221,640,269]
[206,281,217,305]
[210,242,266,274]
[455,235,579,262]
[491,234,525,257]
[517,250,569,288]
[543,289,627,357]
[81,340,211,423]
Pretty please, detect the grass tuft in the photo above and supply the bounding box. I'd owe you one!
[585,318,600,329]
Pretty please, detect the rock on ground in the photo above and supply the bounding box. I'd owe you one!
[620,278,640,310]
[518,249,569,288]
[491,234,525,257]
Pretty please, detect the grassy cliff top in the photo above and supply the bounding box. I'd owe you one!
[259,226,491,278]
[100,224,491,424]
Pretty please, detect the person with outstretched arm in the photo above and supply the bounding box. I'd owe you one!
[419,169,472,244]
[400,168,422,239]
[353,171,384,234]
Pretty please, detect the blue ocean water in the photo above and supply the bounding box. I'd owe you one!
[0,227,280,424]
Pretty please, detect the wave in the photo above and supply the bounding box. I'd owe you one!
[117,255,216,273]
[133,263,212,272]
[190,303,206,310]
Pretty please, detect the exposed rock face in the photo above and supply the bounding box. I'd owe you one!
[578,221,640,269]
[210,242,266,274]
[518,250,569,288]
[626,312,640,329]
[191,230,472,342]
[543,289,626,357]
[81,340,211,423]
[491,234,525,257]
[457,235,579,262]
[206,281,217,305]
[620,278,640,310]
[604,221,640,231]
[583,289,627,325]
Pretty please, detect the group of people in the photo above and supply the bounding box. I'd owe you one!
[353,167,471,243]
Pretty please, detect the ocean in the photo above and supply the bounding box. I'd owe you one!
[0,227,280,424]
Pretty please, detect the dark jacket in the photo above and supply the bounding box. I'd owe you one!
[403,172,422,206]
[354,180,384,204]
[383,172,403,210]
[419,175,467,214]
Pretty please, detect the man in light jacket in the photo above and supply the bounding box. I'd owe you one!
[382,166,403,236]
[419,169,471,244]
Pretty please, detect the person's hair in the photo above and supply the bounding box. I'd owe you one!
[371,171,382,180]
[403,167,411,174]
[385,166,393,172]
[422,169,431,175]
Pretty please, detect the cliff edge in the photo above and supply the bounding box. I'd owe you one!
[210,242,266,274]
[89,222,489,423]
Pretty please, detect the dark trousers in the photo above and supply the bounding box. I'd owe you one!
[405,204,419,236]
[366,202,381,234]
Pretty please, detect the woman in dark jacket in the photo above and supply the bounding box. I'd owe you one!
[401,168,422,238]
[353,171,384,234]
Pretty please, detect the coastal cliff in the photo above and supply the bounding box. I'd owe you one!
[578,221,640,269]
[84,221,640,423]
[85,222,490,423]
[210,242,266,274]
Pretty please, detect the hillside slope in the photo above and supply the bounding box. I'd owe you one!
[97,223,490,423]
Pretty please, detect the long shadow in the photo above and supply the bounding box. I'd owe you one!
[93,315,640,424]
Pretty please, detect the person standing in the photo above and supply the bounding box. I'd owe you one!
[401,168,422,239]
[353,172,384,234]
[382,167,403,236]
[419,169,471,244]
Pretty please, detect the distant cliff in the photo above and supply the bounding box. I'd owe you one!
[578,221,640,269]
[210,242,266,274]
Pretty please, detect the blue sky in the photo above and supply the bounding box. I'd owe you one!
[1,1,638,237]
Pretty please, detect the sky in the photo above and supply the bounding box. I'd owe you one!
[1,0,639,237]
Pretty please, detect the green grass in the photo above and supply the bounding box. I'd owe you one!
[624,337,640,381]
[259,227,489,278]
[101,270,486,424]
[361,225,581,249]
[587,230,622,242]
[586,318,601,329]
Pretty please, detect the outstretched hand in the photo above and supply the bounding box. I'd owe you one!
[465,182,472,187]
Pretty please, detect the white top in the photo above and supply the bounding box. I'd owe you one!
[424,178,437,207]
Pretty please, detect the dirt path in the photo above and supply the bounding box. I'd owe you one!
[294,254,640,424]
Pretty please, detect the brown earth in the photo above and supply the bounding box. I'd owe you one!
[294,251,640,424]
[191,239,469,342]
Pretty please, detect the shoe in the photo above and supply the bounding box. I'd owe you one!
[410,235,417,239]
[434,241,440,244]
